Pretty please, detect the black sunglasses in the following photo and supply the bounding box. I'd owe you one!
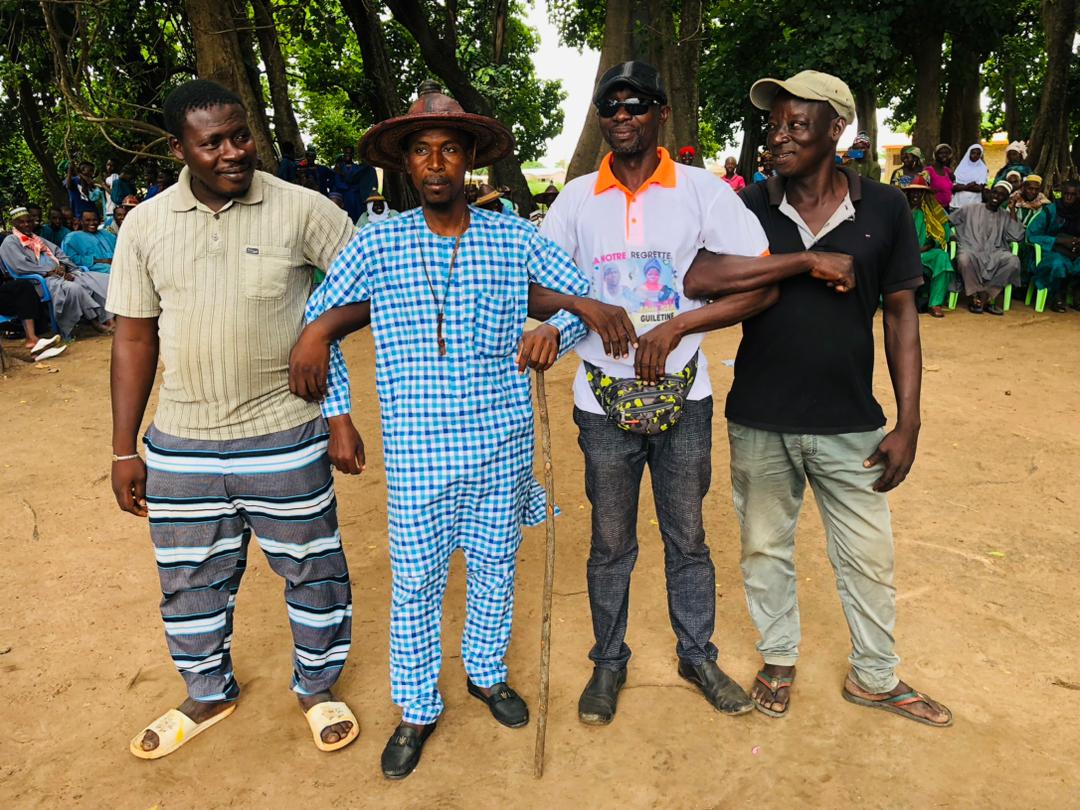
[597,97,657,118]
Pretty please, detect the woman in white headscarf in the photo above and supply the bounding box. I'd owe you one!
[952,143,988,209]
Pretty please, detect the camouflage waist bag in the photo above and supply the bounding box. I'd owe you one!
[584,353,698,436]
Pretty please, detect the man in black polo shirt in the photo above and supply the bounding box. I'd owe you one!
[684,70,951,728]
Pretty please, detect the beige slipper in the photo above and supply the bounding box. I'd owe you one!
[304,701,359,752]
[129,704,236,760]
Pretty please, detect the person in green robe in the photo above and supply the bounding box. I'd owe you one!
[1027,179,1080,312]
[902,176,953,318]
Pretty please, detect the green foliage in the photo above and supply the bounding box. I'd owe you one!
[982,0,1045,138]
[281,0,563,162]
[546,0,606,50]
[0,121,48,209]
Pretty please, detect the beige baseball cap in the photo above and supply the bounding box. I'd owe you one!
[750,70,856,124]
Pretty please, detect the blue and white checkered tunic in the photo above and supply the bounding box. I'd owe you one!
[306,206,588,722]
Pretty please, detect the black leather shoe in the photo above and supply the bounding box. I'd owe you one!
[467,679,529,728]
[578,666,627,725]
[678,660,753,715]
[381,722,436,780]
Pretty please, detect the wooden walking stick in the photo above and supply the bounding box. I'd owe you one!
[533,369,557,778]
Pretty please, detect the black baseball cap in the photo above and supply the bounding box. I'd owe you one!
[593,61,667,106]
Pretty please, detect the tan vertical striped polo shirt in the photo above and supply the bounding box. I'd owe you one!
[106,167,355,440]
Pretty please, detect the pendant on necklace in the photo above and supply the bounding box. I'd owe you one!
[437,313,447,357]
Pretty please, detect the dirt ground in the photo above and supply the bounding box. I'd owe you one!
[2,306,1079,809]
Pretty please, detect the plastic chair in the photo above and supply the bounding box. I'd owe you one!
[0,258,61,336]
[1023,243,1050,312]
[947,242,1018,311]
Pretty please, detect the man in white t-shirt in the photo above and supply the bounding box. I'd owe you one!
[536,61,777,725]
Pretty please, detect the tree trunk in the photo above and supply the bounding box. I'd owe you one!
[12,79,67,206]
[911,22,944,157]
[566,0,634,182]
[1028,0,1078,186]
[1002,72,1020,144]
[385,0,537,214]
[737,110,765,182]
[654,0,703,164]
[854,84,878,155]
[184,0,277,171]
[232,1,276,161]
[493,0,509,64]
[565,0,703,178]
[941,39,982,152]
[338,0,417,211]
[6,6,66,205]
[250,0,304,153]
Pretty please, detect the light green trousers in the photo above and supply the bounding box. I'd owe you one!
[728,423,900,693]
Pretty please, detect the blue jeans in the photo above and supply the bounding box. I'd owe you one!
[574,398,718,670]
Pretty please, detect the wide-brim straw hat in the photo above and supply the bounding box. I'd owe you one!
[475,185,503,206]
[359,81,515,171]
[533,183,560,205]
[900,176,933,193]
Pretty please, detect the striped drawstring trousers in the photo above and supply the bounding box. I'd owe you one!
[143,418,352,703]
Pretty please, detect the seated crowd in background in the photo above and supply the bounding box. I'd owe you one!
[3,134,1077,360]
[883,137,1077,315]
[1,206,113,340]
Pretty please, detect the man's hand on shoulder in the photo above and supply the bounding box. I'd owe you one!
[571,298,637,359]
[517,323,560,373]
[807,251,856,293]
[289,324,330,402]
[327,414,365,475]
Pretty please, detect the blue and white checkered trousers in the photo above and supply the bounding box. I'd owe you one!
[307,207,588,723]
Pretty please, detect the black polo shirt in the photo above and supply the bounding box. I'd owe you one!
[726,168,922,434]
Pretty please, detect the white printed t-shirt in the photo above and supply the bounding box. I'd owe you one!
[541,148,770,414]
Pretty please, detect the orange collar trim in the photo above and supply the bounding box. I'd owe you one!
[594,148,677,197]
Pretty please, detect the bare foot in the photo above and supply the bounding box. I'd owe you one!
[298,689,353,745]
[750,663,795,715]
[91,319,115,335]
[844,675,952,726]
[138,697,233,753]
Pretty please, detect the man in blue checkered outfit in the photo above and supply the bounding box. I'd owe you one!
[290,82,636,779]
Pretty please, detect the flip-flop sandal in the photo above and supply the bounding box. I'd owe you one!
[129,704,236,760]
[30,335,61,354]
[304,701,359,752]
[842,681,953,728]
[929,306,944,318]
[35,345,67,361]
[752,670,795,718]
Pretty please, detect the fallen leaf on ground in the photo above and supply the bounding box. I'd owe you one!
[1051,680,1080,691]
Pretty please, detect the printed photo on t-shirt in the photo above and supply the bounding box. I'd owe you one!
[591,250,680,328]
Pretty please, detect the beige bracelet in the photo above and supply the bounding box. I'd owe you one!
[112,453,141,462]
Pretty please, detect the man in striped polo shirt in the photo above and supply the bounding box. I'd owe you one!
[109,80,360,759]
